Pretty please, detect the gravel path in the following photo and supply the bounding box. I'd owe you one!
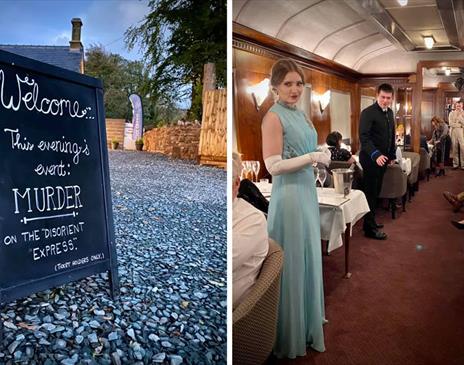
[0,151,227,365]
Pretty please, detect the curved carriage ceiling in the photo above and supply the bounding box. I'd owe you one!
[423,67,464,88]
[233,0,464,74]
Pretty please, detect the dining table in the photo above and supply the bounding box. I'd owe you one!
[255,182,370,278]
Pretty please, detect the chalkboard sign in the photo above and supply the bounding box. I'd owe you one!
[0,50,119,307]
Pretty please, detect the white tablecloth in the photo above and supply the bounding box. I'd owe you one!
[399,157,412,175]
[317,188,370,252]
[255,183,370,253]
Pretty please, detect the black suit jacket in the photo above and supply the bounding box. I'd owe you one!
[359,102,396,164]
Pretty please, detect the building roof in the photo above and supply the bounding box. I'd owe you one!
[0,45,83,73]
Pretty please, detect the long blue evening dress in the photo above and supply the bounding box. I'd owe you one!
[267,101,325,358]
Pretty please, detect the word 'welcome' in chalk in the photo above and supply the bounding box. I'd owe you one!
[0,69,92,119]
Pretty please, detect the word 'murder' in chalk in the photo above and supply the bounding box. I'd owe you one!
[0,49,119,308]
[12,185,83,214]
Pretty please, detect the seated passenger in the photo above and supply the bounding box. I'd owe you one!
[232,152,269,308]
[404,134,429,152]
[443,191,464,212]
[326,131,355,164]
[451,219,464,229]
[238,178,269,214]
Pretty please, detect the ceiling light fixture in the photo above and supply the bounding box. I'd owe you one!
[423,35,435,49]
[397,0,408,6]
[445,68,451,76]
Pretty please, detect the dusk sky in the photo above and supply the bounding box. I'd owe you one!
[0,0,150,61]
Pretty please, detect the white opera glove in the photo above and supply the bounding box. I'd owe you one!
[265,151,330,176]
[310,151,331,167]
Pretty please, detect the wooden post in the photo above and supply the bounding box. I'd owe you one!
[412,62,423,153]
[351,83,361,154]
[202,63,216,98]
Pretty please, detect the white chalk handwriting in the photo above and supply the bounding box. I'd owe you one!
[0,69,93,119]
[3,129,90,165]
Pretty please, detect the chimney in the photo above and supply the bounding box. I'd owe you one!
[69,18,83,51]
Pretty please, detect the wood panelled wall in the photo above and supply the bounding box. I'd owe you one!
[233,42,360,178]
[421,90,436,139]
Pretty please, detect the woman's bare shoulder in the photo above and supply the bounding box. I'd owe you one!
[262,110,281,128]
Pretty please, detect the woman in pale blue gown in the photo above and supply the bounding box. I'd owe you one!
[262,59,330,359]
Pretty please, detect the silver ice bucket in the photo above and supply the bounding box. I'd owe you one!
[332,168,354,197]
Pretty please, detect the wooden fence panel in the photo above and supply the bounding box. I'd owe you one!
[198,89,227,168]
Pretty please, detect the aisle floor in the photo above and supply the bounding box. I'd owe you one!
[271,168,464,365]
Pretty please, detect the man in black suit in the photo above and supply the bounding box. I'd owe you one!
[359,83,396,240]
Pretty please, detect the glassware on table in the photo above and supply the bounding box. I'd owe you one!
[247,160,254,181]
[241,161,247,180]
[313,163,319,186]
[241,161,252,180]
[251,160,260,182]
[318,168,327,189]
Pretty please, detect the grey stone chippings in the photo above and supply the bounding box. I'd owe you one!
[153,352,166,363]
[108,331,119,341]
[111,351,122,365]
[55,339,67,349]
[170,355,184,365]
[0,152,226,363]
[88,333,99,344]
[61,353,79,365]
[3,321,17,330]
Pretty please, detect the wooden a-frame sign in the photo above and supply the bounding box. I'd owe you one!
[0,50,119,338]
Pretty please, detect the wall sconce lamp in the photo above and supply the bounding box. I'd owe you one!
[396,103,400,112]
[423,35,435,49]
[246,78,270,110]
[313,90,331,113]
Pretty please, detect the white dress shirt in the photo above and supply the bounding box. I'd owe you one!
[233,197,269,308]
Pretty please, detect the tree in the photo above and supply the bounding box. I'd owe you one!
[125,0,226,120]
[85,45,182,125]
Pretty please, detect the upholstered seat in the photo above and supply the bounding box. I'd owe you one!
[233,239,283,365]
[379,164,408,219]
[403,151,420,200]
[418,147,431,181]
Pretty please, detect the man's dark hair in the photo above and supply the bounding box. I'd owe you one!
[326,131,342,147]
[377,83,394,94]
